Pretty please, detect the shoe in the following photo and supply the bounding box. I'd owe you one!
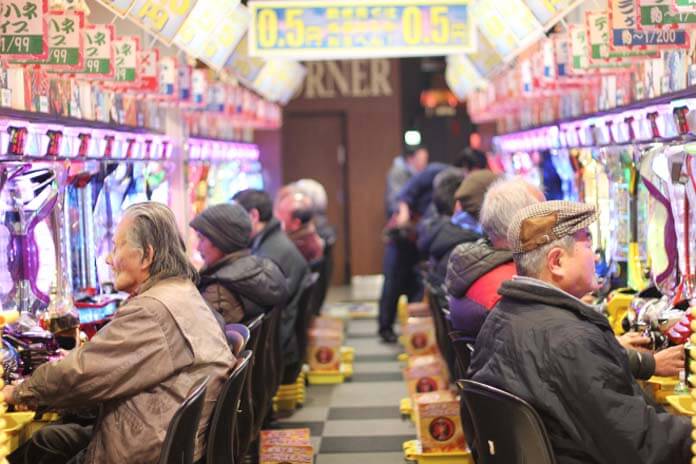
[379,329,398,344]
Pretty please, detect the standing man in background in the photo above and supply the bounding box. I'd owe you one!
[378,145,429,343]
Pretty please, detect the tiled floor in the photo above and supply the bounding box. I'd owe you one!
[276,318,414,463]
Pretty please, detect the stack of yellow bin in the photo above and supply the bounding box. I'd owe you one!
[0,310,26,463]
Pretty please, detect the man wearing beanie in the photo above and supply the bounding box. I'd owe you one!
[191,203,288,323]
[468,200,691,464]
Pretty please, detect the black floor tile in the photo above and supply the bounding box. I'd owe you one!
[327,406,402,421]
[319,435,414,453]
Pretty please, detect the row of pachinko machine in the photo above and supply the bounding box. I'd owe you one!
[492,97,696,349]
[0,116,262,382]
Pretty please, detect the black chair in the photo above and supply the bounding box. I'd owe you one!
[158,376,209,464]
[207,351,253,464]
[458,380,557,464]
[448,330,474,379]
[234,315,264,459]
[250,306,283,435]
[245,314,264,354]
[425,283,456,379]
[282,273,319,384]
[311,238,335,315]
[307,257,326,315]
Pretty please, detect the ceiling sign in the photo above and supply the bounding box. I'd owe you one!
[445,54,483,100]
[467,29,502,76]
[609,0,689,50]
[93,0,135,17]
[248,0,475,60]
[471,0,542,60]
[524,0,584,28]
[128,0,197,45]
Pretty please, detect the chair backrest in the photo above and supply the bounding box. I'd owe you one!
[295,273,319,363]
[245,314,264,354]
[448,330,473,379]
[158,376,209,464]
[458,380,557,464]
[206,351,253,464]
[426,283,456,378]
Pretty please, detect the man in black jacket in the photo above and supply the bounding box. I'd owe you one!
[234,189,310,377]
[469,200,691,464]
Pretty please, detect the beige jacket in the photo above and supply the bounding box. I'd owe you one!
[17,278,235,464]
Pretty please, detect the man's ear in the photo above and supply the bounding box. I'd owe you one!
[547,247,565,278]
[249,208,260,223]
[141,244,155,270]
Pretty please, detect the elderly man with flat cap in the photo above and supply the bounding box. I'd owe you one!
[468,200,691,464]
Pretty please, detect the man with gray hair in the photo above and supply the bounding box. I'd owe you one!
[5,202,235,464]
[468,200,691,464]
[446,177,544,341]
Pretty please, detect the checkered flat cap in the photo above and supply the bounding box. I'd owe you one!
[507,200,597,254]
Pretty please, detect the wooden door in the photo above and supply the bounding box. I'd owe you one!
[282,113,349,285]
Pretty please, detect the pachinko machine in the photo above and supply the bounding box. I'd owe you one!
[186,138,263,266]
[0,117,173,381]
[493,97,696,352]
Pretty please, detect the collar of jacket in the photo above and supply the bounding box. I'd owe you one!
[252,218,282,250]
[498,276,611,331]
[446,239,512,297]
[199,249,251,276]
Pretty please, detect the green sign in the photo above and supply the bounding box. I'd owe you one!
[0,0,48,58]
[77,24,114,78]
[249,0,475,60]
[113,35,139,84]
[639,2,696,27]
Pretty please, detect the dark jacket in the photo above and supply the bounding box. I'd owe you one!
[469,277,691,464]
[418,215,481,288]
[445,239,514,341]
[385,156,413,217]
[198,250,288,324]
[252,218,310,365]
[315,213,337,246]
[397,162,448,217]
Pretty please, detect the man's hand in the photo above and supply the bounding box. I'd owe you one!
[654,345,685,377]
[617,332,652,353]
[395,202,410,227]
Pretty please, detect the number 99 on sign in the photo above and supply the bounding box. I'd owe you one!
[0,36,32,54]
[50,49,69,64]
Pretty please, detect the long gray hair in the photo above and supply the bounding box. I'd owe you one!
[123,202,198,291]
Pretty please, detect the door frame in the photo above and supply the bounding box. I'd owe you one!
[283,111,352,284]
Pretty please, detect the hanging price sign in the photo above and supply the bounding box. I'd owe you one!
[77,24,114,77]
[158,55,177,98]
[609,0,689,49]
[468,29,502,76]
[445,54,483,100]
[249,0,475,60]
[128,0,196,45]
[226,34,266,85]
[569,24,589,73]
[586,10,658,62]
[637,0,696,28]
[524,0,584,27]
[139,48,158,92]
[252,59,306,103]
[173,0,229,57]
[112,35,139,85]
[93,0,135,17]
[674,0,696,10]
[198,3,248,70]
[0,0,48,58]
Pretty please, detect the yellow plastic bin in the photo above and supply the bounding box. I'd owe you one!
[2,412,34,454]
[402,439,474,464]
[666,395,695,416]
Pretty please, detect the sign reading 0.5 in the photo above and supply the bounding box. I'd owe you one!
[248,0,475,60]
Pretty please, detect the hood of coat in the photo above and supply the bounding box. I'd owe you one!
[445,239,512,298]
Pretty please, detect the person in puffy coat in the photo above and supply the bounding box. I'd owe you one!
[446,177,543,341]
[469,200,691,464]
[191,203,288,324]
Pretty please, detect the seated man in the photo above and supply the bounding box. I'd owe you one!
[5,202,235,464]
[417,168,481,288]
[190,202,288,323]
[274,188,324,264]
[233,189,309,381]
[446,178,543,341]
[469,200,691,464]
[294,178,337,246]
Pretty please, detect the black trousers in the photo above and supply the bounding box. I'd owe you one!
[377,238,422,332]
[10,423,92,464]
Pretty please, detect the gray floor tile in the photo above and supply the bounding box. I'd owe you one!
[273,421,325,436]
[319,435,414,453]
[353,361,402,374]
[316,452,405,464]
[329,381,407,407]
[354,354,400,363]
[345,338,403,357]
[276,406,329,423]
[327,406,401,421]
[350,372,403,382]
[345,333,377,339]
[311,436,322,454]
[302,385,336,407]
[322,419,415,437]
